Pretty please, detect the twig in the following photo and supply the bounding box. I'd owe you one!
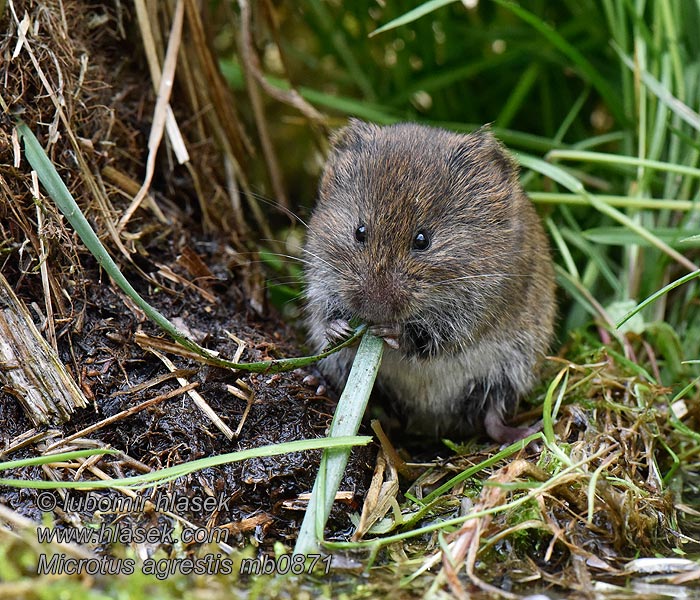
[32,172,56,351]
[149,349,235,440]
[228,379,255,438]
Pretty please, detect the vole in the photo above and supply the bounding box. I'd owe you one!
[304,120,556,444]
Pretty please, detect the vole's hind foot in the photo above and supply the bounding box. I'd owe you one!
[325,319,354,343]
[297,368,327,396]
[484,409,541,445]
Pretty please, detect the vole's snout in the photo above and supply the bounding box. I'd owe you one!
[350,273,410,324]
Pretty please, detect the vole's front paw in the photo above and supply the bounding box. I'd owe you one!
[326,320,401,350]
[325,319,354,343]
[369,324,401,350]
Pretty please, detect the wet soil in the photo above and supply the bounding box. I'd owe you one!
[0,231,374,553]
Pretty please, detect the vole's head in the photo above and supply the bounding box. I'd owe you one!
[305,120,528,353]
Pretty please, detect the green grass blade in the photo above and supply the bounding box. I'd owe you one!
[16,120,363,373]
[0,449,117,471]
[369,0,458,37]
[16,121,221,359]
[420,432,541,505]
[519,153,699,272]
[582,227,700,248]
[547,217,579,279]
[559,227,622,294]
[541,368,570,451]
[0,436,372,489]
[294,333,384,555]
[548,149,700,179]
[496,63,540,129]
[529,192,697,212]
[612,42,700,132]
[493,0,626,125]
[616,269,700,328]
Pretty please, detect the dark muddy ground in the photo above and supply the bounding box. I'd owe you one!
[1,231,375,553]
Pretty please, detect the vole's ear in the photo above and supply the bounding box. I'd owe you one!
[330,119,379,152]
[451,126,519,181]
[319,120,378,198]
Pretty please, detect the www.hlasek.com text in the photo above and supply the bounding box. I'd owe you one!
[36,522,229,545]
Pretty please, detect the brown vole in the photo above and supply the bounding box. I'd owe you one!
[304,120,556,443]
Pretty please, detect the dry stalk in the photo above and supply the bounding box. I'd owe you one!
[148,347,235,439]
[120,0,186,232]
[7,0,133,263]
[237,0,288,210]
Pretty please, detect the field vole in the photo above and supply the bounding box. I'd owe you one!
[304,120,556,443]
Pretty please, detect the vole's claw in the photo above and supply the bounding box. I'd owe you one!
[382,337,400,350]
[326,319,354,343]
[298,369,327,396]
[302,374,319,387]
[369,324,401,350]
[327,321,400,349]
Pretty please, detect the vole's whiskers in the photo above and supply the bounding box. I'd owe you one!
[301,247,346,278]
[244,191,309,228]
[267,276,304,286]
[261,251,312,268]
[431,273,534,286]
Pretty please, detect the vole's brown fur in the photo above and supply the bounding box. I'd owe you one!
[304,120,556,443]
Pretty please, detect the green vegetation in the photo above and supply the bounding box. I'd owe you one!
[221,0,700,380]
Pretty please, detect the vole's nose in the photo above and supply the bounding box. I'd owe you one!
[351,273,409,324]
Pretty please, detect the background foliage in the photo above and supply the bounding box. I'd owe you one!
[218,0,700,387]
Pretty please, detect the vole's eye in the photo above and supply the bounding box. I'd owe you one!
[412,230,431,251]
[355,224,367,244]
